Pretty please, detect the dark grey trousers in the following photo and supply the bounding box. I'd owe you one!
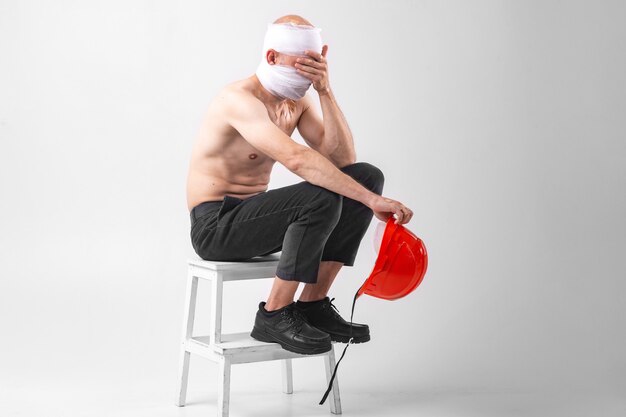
[189,162,384,283]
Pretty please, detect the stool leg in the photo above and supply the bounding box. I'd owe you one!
[175,270,199,407]
[210,272,223,344]
[324,347,342,415]
[217,356,231,417]
[176,350,191,407]
[282,359,293,394]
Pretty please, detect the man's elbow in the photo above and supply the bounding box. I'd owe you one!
[334,151,357,168]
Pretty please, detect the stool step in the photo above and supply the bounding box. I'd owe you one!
[195,332,281,353]
[188,332,333,363]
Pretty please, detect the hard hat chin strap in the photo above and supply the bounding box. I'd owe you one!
[319,282,364,405]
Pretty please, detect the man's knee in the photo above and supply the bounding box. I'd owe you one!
[340,161,385,195]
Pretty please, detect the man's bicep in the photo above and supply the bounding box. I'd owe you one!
[226,94,305,170]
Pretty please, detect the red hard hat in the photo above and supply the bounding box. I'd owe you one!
[357,217,428,300]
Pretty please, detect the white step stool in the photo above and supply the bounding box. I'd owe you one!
[175,253,342,417]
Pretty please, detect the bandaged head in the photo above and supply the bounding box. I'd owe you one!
[255,23,323,100]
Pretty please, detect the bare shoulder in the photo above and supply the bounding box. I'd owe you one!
[213,80,259,107]
[214,85,269,125]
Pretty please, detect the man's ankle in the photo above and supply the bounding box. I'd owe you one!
[297,295,326,303]
[264,301,292,312]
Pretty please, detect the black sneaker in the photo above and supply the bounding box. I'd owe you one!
[295,297,370,344]
[250,301,332,355]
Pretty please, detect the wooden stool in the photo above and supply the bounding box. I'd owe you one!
[175,253,342,417]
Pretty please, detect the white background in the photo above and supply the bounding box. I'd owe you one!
[1,1,624,416]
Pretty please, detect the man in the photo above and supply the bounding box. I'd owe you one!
[186,15,413,355]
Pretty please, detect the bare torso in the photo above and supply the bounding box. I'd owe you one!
[186,76,306,211]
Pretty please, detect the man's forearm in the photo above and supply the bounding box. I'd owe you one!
[319,88,357,167]
[292,147,378,207]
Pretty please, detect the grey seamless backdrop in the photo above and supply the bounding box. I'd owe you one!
[1,0,624,416]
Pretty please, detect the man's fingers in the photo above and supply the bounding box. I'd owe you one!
[395,206,404,224]
[295,68,314,79]
[402,207,411,224]
[296,57,325,70]
[396,205,413,224]
[305,49,325,62]
[379,199,412,224]
[295,63,322,75]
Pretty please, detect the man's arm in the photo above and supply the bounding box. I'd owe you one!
[224,90,379,208]
[318,87,357,167]
[297,92,356,168]
[296,94,330,157]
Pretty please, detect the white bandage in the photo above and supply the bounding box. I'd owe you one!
[255,23,323,100]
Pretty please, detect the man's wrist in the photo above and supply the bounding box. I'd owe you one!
[364,191,380,209]
[317,86,331,96]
